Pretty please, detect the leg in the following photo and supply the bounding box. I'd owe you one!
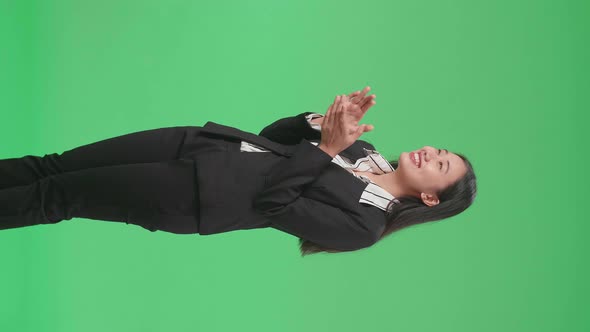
[0,126,202,190]
[0,159,199,234]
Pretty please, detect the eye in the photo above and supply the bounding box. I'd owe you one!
[437,149,442,170]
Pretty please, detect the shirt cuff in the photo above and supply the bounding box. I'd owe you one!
[305,113,323,132]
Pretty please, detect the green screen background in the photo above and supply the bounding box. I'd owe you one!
[1,0,587,331]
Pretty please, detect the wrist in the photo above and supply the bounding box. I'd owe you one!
[318,143,338,158]
[310,117,324,125]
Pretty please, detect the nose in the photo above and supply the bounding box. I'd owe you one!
[423,147,440,163]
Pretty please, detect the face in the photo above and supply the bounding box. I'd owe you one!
[397,146,468,206]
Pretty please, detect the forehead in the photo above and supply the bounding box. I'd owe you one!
[447,152,467,181]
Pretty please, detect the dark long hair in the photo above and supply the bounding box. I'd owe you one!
[297,153,477,256]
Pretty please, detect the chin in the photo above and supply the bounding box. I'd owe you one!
[402,152,412,167]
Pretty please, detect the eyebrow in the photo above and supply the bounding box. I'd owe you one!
[444,149,450,175]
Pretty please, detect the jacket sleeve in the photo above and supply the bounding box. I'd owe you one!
[252,139,380,251]
[258,112,323,145]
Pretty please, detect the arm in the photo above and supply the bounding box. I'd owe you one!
[258,112,322,145]
[259,86,376,145]
[252,139,381,251]
[259,111,378,160]
[306,113,379,154]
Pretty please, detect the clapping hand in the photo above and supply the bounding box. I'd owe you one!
[318,95,374,158]
[347,86,376,121]
[312,86,377,127]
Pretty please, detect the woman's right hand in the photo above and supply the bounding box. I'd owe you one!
[318,95,374,158]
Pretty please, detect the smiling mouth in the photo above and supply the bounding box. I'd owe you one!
[411,152,421,168]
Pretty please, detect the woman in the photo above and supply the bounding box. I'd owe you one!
[255,88,477,255]
[0,87,477,256]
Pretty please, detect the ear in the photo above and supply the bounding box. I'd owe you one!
[420,192,440,207]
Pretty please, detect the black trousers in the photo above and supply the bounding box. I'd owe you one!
[0,126,203,234]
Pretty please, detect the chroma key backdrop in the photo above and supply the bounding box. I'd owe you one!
[1,1,586,332]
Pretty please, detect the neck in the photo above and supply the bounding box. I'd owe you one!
[373,172,414,199]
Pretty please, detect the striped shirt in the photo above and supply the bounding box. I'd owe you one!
[241,113,400,212]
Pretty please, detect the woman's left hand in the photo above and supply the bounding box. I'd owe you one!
[347,86,376,120]
[311,86,376,126]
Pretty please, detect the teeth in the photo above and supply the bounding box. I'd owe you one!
[413,152,420,167]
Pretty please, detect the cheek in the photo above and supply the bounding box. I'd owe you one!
[419,168,440,186]
[409,166,426,182]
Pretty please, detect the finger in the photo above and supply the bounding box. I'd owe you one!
[351,103,362,112]
[360,99,376,114]
[340,94,350,104]
[325,95,338,128]
[344,102,356,119]
[324,100,332,124]
[336,94,343,108]
[332,94,342,118]
[333,95,340,116]
[355,124,366,138]
[339,95,349,113]
[328,95,339,112]
[348,91,360,99]
[356,89,372,111]
[332,99,343,130]
[333,94,340,107]
[361,124,374,134]
[340,96,350,117]
[333,95,344,123]
[359,94,375,111]
[345,103,356,114]
[347,103,364,121]
[338,96,346,113]
[357,86,371,101]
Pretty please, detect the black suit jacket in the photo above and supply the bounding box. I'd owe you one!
[191,112,389,251]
